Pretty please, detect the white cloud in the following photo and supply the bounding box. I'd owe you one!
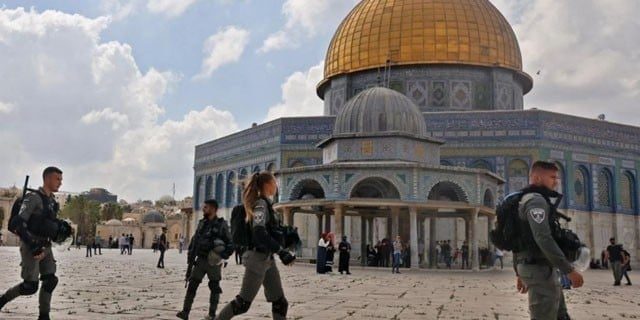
[100,0,139,21]
[147,0,199,18]
[259,0,358,53]
[0,101,14,113]
[193,26,250,80]
[265,61,324,121]
[492,0,640,125]
[0,7,239,201]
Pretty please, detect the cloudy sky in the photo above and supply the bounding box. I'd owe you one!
[0,0,638,202]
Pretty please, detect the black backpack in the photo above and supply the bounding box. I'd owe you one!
[230,204,252,247]
[489,191,525,252]
[8,191,47,235]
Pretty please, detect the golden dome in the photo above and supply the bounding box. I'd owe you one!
[323,0,527,81]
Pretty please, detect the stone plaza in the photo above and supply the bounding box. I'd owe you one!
[0,247,638,319]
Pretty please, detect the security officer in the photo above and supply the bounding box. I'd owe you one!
[216,172,295,320]
[514,161,584,320]
[0,167,72,320]
[177,199,233,320]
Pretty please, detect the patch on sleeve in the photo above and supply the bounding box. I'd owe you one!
[528,208,546,224]
[253,206,266,225]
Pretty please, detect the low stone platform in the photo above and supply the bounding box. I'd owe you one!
[0,247,637,319]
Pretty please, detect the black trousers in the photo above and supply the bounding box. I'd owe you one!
[157,249,165,268]
[86,245,92,257]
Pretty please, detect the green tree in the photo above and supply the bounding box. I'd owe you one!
[60,196,101,238]
[100,202,124,221]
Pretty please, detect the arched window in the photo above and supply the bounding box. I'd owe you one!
[508,159,529,192]
[266,163,276,172]
[252,165,261,173]
[597,169,613,209]
[226,172,236,207]
[378,112,387,131]
[194,177,202,209]
[205,176,214,200]
[573,167,588,206]
[215,174,224,202]
[621,172,636,211]
[237,169,248,205]
[483,189,495,208]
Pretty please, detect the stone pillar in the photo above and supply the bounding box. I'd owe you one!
[429,214,438,268]
[283,207,293,226]
[409,207,419,268]
[316,214,323,239]
[391,207,400,238]
[334,205,344,245]
[360,215,367,266]
[324,213,331,233]
[367,217,374,245]
[487,215,496,252]
[471,209,480,271]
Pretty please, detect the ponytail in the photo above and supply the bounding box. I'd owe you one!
[242,171,275,222]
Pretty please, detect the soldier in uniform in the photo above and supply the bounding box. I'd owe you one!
[0,167,72,320]
[216,172,295,320]
[514,161,584,320]
[177,199,233,320]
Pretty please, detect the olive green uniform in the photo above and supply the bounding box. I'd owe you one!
[515,193,573,320]
[1,189,59,317]
[216,198,288,320]
[180,217,231,319]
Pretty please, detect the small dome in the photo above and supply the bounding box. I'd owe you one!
[333,87,427,136]
[142,211,166,224]
[105,219,123,226]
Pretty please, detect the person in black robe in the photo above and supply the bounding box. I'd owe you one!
[338,236,352,274]
[316,232,329,274]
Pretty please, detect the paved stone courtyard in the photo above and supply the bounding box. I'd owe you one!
[0,247,638,319]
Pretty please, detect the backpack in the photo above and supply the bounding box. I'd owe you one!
[8,191,46,235]
[489,191,525,252]
[230,204,252,247]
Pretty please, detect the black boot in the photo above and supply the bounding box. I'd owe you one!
[176,310,189,319]
[37,314,51,320]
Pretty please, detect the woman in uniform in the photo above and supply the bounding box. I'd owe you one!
[216,172,295,320]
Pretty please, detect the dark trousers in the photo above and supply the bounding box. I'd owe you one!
[157,249,165,268]
[462,255,469,269]
[128,244,133,255]
[93,244,102,255]
[86,245,92,257]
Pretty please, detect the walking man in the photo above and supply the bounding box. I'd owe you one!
[606,238,624,286]
[461,241,469,269]
[157,228,168,268]
[392,236,402,274]
[0,167,73,320]
[128,234,134,255]
[177,199,233,320]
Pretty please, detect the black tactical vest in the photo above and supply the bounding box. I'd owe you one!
[517,185,563,255]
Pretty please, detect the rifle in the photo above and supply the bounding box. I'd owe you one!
[21,175,30,200]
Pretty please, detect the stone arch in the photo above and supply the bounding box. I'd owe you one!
[237,168,248,205]
[215,174,224,202]
[470,159,493,172]
[483,189,495,208]
[350,177,401,199]
[621,171,637,212]
[573,165,590,208]
[508,159,529,193]
[204,176,213,200]
[226,171,236,207]
[289,179,326,201]
[428,181,469,202]
[597,167,614,210]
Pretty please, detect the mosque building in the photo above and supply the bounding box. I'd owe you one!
[192,0,640,268]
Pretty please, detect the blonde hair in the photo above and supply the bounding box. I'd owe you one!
[242,171,275,222]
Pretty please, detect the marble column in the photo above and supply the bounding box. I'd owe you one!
[360,215,367,266]
[316,214,323,240]
[334,205,344,244]
[471,209,480,271]
[487,215,496,252]
[429,213,438,268]
[324,213,331,233]
[391,207,400,238]
[283,207,293,226]
[409,207,419,268]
